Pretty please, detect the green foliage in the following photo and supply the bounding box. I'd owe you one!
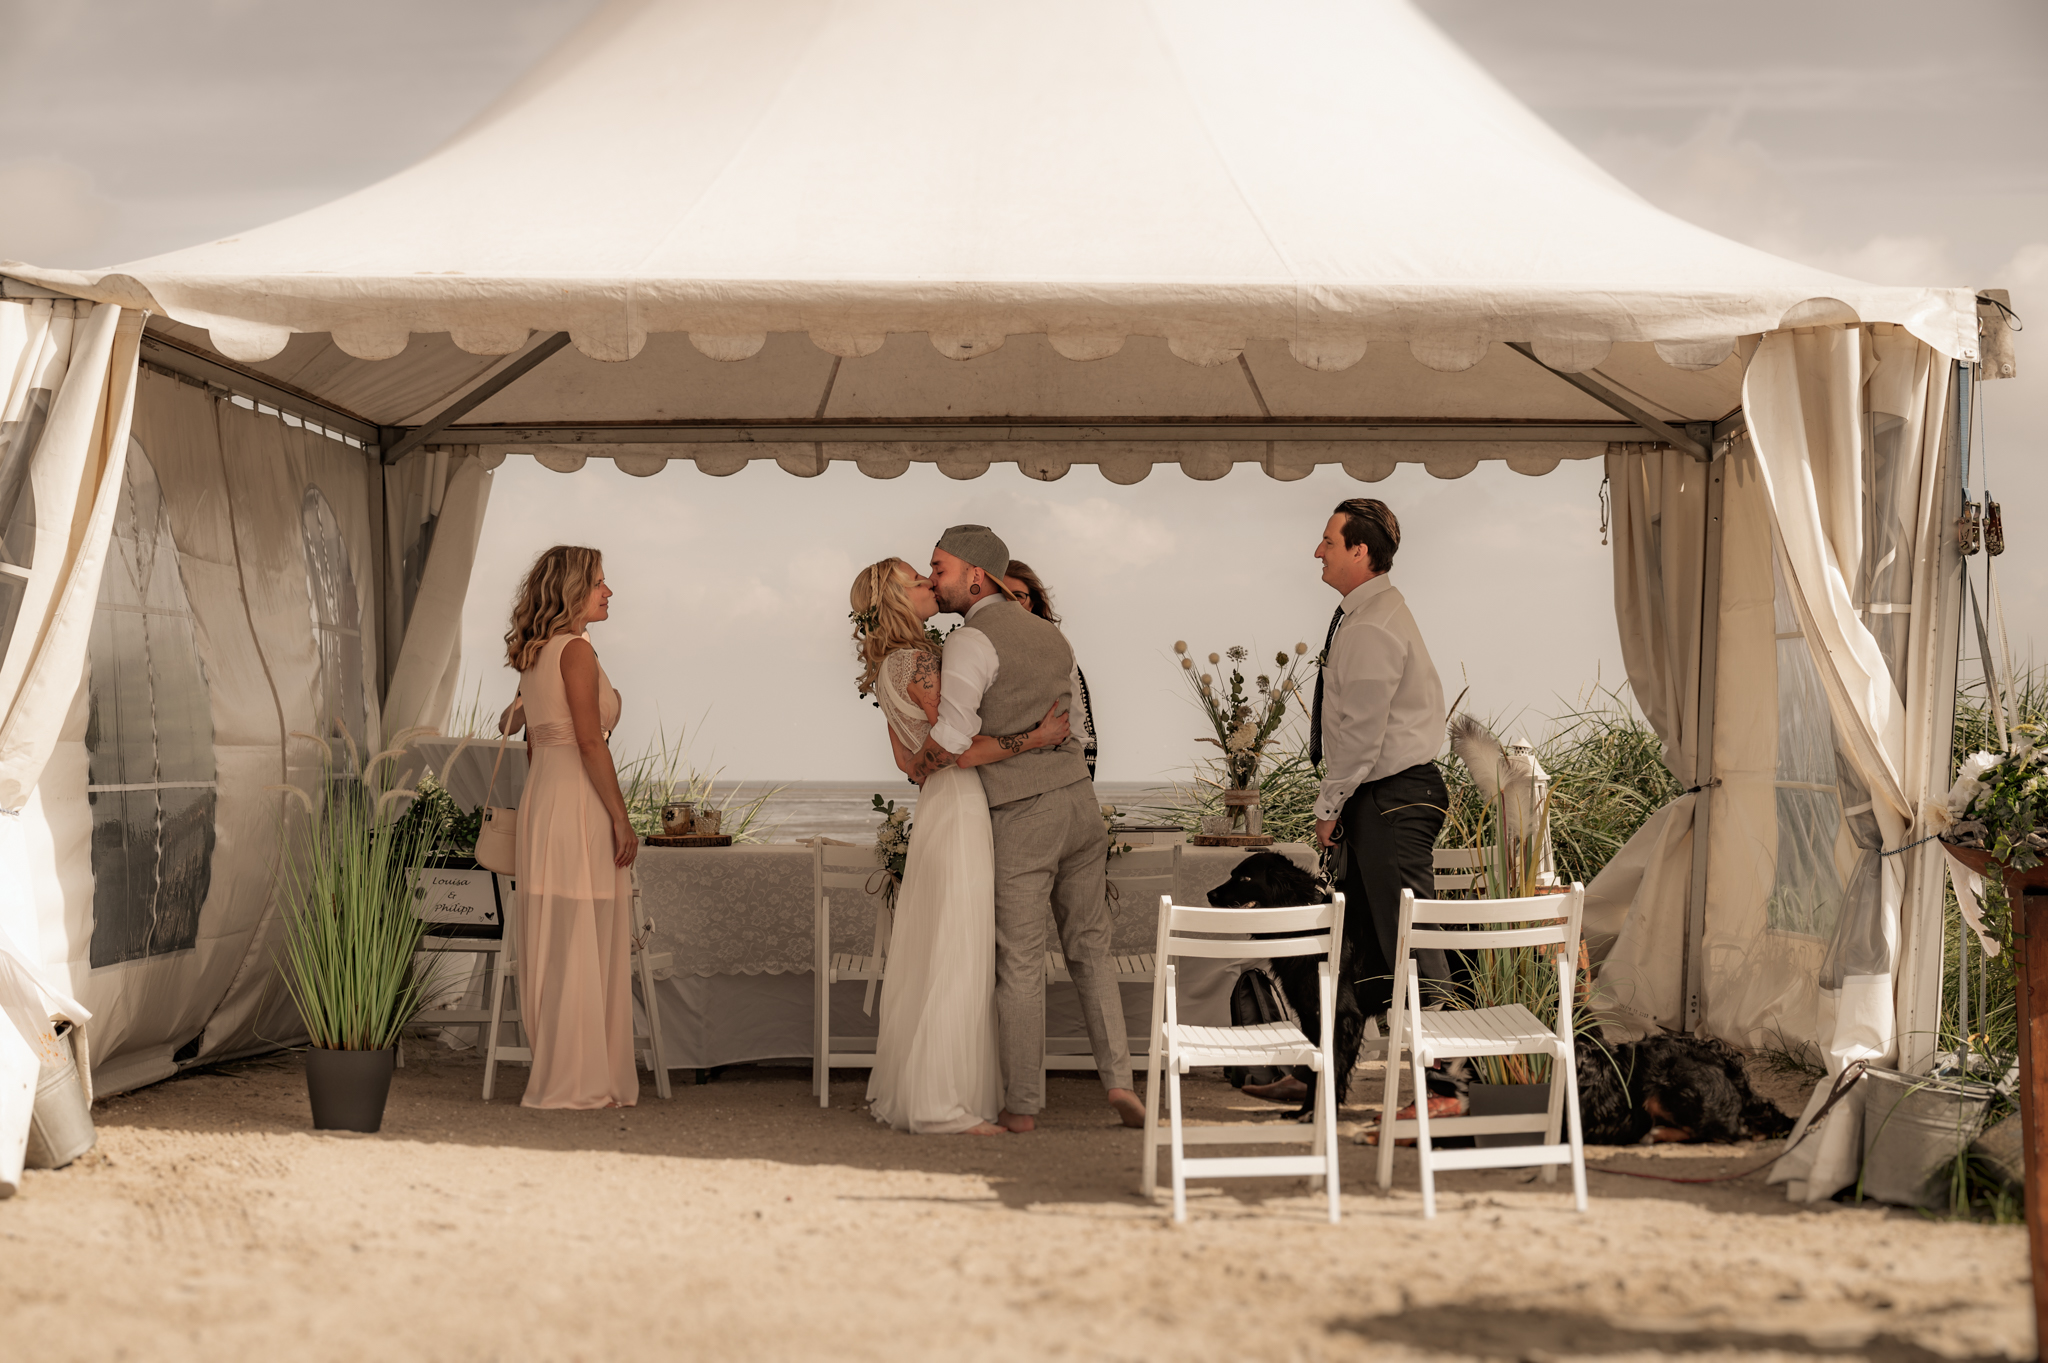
[389,768,483,857]
[273,736,438,1051]
[614,723,781,843]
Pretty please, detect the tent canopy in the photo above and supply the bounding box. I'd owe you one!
[4,0,1977,482]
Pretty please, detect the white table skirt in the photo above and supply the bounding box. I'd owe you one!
[627,840,1317,1072]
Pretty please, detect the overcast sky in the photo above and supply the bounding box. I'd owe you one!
[2,0,2041,784]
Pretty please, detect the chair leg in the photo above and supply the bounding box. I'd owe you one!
[1320,1057,1341,1225]
[1410,1047,1436,1220]
[638,950,672,1101]
[1561,1042,1588,1212]
[1140,1038,1163,1200]
[1540,1051,1567,1184]
[815,967,830,1109]
[483,956,510,1102]
[1376,1032,1401,1192]
[1168,1058,1189,1224]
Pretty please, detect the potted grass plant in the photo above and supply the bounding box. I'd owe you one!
[272,730,437,1133]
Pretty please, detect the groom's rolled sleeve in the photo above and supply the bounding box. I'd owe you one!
[929,628,998,755]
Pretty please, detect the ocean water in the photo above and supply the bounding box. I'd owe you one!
[709,780,1181,844]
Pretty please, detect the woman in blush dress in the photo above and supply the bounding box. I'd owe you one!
[503,545,639,1109]
[847,558,1069,1135]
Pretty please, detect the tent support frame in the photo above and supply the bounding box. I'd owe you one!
[1506,342,1711,460]
[1681,450,1728,1032]
[414,420,1663,445]
[381,331,573,465]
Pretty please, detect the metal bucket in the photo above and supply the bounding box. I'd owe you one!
[1859,1066,1994,1210]
[23,1025,96,1171]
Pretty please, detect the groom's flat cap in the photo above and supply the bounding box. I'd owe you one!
[935,524,1010,581]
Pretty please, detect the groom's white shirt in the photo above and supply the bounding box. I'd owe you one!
[929,595,1003,756]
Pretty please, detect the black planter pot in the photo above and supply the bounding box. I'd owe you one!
[1467,1080,1554,1148]
[305,1047,397,1132]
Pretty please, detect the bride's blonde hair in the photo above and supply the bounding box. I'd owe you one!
[850,558,936,697]
[505,545,603,672]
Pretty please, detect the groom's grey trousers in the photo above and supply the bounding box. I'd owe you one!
[989,777,1132,1114]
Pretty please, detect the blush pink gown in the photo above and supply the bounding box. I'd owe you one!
[514,633,637,1109]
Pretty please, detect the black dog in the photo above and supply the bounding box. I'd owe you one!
[1576,1034,1796,1144]
[1206,852,1363,1116]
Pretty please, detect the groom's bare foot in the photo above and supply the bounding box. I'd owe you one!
[963,1121,1008,1136]
[1107,1089,1146,1129]
[998,1109,1036,1133]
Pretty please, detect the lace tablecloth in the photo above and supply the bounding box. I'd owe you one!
[635,842,1318,978]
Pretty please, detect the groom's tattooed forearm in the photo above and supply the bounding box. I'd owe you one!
[908,738,958,782]
[997,731,1029,754]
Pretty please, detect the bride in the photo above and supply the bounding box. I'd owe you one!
[849,558,1068,1135]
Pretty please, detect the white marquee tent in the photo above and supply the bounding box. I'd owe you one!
[0,0,2004,1200]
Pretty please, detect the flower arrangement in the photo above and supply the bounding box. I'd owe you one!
[870,793,912,886]
[1933,724,2048,945]
[1172,640,1313,830]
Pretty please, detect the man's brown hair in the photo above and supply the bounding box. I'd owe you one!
[1333,498,1400,573]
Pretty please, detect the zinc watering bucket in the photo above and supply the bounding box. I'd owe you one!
[1859,1066,1995,1210]
[23,1023,96,1171]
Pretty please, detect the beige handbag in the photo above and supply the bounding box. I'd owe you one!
[472,738,519,874]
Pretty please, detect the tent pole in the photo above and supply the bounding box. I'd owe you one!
[1895,361,1971,1074]
[1681,452,1727,1033]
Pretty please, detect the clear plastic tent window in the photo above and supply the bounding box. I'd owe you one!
[0,387,44,678]
[302,485,365,761]
[1768,549,1846,940]
[85,439,217,969]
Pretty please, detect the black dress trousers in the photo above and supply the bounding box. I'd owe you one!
[1337,761,1449,1018]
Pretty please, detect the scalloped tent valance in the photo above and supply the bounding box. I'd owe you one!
[2,0,1975,460]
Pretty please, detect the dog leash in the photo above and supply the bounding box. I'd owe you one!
[1585,1060,1868,1185]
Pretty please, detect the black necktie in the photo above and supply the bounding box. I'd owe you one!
[1307,604,1345,768]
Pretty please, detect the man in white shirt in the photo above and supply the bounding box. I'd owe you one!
[1310,498,1450,1031]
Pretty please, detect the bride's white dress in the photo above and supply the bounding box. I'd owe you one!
[866,647,1003,1133]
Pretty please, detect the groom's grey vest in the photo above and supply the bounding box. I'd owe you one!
[961,600,1090,807]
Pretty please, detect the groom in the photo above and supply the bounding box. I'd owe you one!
[904,525,1145,1131]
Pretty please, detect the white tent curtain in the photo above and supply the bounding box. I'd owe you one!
[0,297,141,1157]
[1582,448,1706,1025]
[1750,324,1952,1202]
[0,300,143,811]
[382,448,495,740]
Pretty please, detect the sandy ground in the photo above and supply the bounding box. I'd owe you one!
[0,1050,2031,1363]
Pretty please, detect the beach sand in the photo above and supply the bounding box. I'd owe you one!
[0,1050,2030,1362]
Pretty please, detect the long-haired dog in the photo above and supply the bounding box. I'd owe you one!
[1206,852,1360,1117]
[1575,1034,1795,1144]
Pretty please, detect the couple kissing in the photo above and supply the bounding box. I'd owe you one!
[848,525,1145,1135]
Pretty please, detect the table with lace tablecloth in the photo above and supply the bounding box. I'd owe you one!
[630,841,1319,1073]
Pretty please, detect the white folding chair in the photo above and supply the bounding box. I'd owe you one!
[1045,843,1180,1075]
[1141,889,1346,1225]
[812,842,889,1107]
[482,872,674,1101]
[1374,884,1588,1218]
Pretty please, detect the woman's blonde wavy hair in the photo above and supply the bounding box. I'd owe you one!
[850,558,936,697]
[505,545,603,672]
